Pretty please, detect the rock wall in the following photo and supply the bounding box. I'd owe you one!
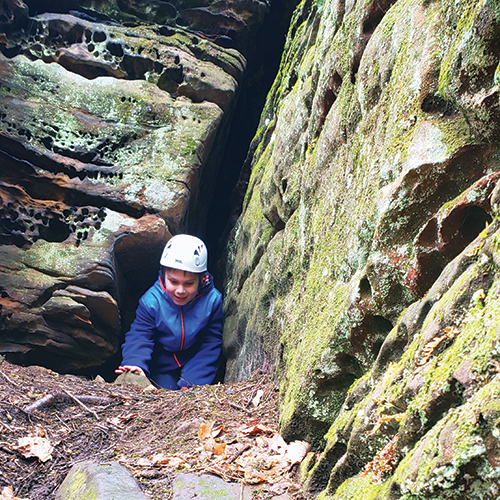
[0,0,295,373]
[222,0,500,496]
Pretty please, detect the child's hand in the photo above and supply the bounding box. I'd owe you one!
[115,365,146,377]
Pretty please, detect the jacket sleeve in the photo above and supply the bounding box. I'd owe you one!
[178,296,223,388]
[120,297,157,373]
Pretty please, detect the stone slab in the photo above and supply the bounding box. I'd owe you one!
[172,473,252,500]
[56,461,149,500]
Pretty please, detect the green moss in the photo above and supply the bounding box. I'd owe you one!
[438,0,489,95]
[324,474,386,500]
[59,468,97,500]
[225,0,497,497]
[393,377,500,498]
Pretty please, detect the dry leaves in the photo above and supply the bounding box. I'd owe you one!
[0,361,307,499]
[252,389,264,407]
[0,486,29,500]
[117,417,311,486]
[199,417,311,483]
[361,434,398,483]
[368,413,404,436]
[15,426,54,462]
[417,326,458,366]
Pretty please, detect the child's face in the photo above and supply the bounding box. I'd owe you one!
[163,268,200,306]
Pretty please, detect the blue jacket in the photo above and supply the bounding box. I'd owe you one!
[121,272,223,388]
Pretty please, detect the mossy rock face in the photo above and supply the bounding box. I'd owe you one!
[0,211,170,372]
[0,0,289,371]
[0,12,242,228]
[307,221,500,499]
[222,0,500,495]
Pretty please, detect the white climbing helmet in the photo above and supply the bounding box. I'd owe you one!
[160,234,208,273]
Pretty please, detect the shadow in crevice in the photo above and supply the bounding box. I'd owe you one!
[413,205,492,296]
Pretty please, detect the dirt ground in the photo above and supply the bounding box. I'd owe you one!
[0,359,309,499]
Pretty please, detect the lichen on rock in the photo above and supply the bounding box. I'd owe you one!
[222,0,500,496]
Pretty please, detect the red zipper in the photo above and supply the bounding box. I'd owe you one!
[180,310,185,350]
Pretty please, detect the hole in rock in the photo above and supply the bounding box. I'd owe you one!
[93,30,106,43]
[359,276,372,300]
[417,216,438,248]
[316,372,358,395]
[421,93,457,116]
[106,41,123,57]
[362,0,396,35]
[441,205,492,259]
[315,354,362,396]
[424,378,464,429]
[157,2,177,20]
[350,314,393,364]
[414,252,446,296]
[414,205,492,295]
[315,71,342,136]
[372,321,409,381]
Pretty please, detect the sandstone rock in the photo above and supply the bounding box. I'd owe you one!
[56,461,149,500]
[221,0,500,496]
[114,370,155,390]
[0,211,170,372]
[172,473,252,500]
[0,0,259,371]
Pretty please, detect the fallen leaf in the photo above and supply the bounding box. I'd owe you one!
[238,422,275,435]
[286,440,311,464]
[198,420,214,440]
[361,435,398,483]
[211,424,225,438]
[368,413,405,436]
[203,436,217,453]
[252,389,264,407]
[201,436,226,455]
[269,434,288,455]
[0,486,29,500]
[16,436,53,462]
[136,457,152,467]
[213,441,227,455]
[151,453,185,467]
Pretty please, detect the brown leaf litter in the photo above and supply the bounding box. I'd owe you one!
[0,359,309,499]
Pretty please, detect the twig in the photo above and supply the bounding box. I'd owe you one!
[239,482,244,500]
[0,368,21,388]
[24,395,56,413]
[62,389,99,420]
[227,401,252,416]
[227,443,251,464]
[24,394,114,413]
[54,413,71,431]
[0,443,15,455]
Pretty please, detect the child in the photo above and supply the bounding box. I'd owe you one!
[115,234,223,390]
